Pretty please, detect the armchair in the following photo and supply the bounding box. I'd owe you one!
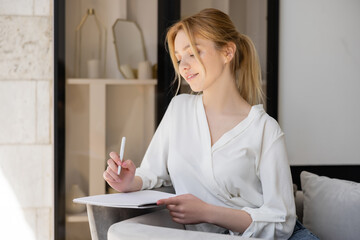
[86,171,360,240]
[108,209,252,240]
[85,186,259,240]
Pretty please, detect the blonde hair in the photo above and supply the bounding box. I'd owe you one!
[166,8,264,105]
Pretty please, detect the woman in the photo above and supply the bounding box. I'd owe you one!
[103,8,318,239]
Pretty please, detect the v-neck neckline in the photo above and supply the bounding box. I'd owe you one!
[197,95,258,152]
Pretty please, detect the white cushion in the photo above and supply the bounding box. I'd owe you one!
[300,171,360,240]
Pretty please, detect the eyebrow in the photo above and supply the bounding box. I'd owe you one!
[174,44,199,54]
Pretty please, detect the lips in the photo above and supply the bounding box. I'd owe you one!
[185,73,198,81]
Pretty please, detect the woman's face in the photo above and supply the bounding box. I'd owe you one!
[174,30,227,92]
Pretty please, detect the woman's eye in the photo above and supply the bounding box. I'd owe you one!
[190,50,200,57]
[177,60,181,64]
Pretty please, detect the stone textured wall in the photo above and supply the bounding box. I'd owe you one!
[0,0,53,239]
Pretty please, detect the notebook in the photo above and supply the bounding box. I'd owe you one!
[73,190,176,209]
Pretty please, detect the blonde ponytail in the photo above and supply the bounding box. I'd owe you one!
[236,34,264,105]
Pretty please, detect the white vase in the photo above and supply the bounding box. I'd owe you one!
[137,61,152,79]
[66,184,86,214]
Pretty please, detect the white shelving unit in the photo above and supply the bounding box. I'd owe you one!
[64,1,159,238]
[67,78,157,85]
[66,78,157,223]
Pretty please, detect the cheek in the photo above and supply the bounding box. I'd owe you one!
[202,49,224,67]
[203,57,224,77]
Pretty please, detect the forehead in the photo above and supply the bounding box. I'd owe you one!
[174,30,214,52]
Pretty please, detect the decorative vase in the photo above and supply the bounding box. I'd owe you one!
[66,184,86,214]
[137,60,152,79]
[74,8,107,78]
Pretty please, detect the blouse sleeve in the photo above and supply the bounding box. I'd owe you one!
[135,98,174,190]
[241,133,296,239]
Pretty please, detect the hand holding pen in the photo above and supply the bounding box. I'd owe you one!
[103,136,141,192]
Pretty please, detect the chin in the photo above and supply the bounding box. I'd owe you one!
[187,82,203,92]
[189,85,203,93]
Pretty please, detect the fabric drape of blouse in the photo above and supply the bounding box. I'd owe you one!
[135,94,296,239]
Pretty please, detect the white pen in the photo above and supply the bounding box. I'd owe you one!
[117,137,126,175]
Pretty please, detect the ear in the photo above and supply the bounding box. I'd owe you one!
[223,42,236,64]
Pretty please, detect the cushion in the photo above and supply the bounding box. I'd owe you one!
[300,171,360,240]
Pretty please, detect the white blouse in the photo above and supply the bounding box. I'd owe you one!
[136,94,296,239]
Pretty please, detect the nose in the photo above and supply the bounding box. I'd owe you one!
[179,58,190,72]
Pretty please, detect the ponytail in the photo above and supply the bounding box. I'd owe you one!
[235,34,264,106]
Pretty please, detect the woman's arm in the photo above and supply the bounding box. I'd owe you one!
[206,201,252,233]
[157,194,252,233]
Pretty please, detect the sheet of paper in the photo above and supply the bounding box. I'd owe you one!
[73,190,176,209]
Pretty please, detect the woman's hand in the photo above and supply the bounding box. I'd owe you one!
[103,151,140,192]
[157,194,210,224]
[158,194,252,233]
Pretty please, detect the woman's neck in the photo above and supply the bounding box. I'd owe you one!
[202,76,250,116]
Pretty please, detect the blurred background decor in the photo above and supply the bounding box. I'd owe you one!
[112,19,147,79]
[74,8,107,78]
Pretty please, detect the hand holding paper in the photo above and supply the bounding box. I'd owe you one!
[157,194,209,224]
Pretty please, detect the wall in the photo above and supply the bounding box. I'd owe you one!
[229,0,267,77]
[127,0,158,66]
[0,0,53,239]
[279,0,360,165]
[181,0,229,17]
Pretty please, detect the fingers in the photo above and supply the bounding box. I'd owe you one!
[107,165,121,181]
[157,196,190,224]
[157,196,180,206]
[157,198,170,205]
[103,171,116,182]
[106,152,135,175]
[105,156,121,181]
[169,210,184,219]
[107,158,118,173]
[121,159,136,173]
[104,153,122,182]
[109,151,121,165]
[172,217,185,224]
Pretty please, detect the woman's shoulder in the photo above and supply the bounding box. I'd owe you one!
[170,93,199,108]
[172,93,199,101]
[252,104,284,137]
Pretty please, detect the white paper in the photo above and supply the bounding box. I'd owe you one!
[73,190,176,209]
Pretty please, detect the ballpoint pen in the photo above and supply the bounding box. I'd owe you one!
[118,137,126,175]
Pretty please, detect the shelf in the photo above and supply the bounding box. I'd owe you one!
[67,78,157,85]
[66,212,88,223]
[66,77,156,197]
